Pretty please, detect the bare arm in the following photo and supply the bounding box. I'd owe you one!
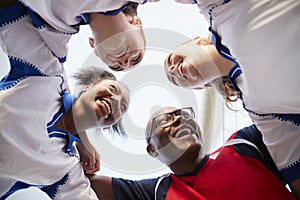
[88,175,114,200]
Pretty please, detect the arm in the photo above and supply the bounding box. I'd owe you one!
[88,175,158,200]
[76,131,100,174]
[88,175,114,200]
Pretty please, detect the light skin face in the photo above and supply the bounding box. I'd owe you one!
[164,36,233,89]
[89,12,145,72]
[146,107,204,173]
[72,79,130,132]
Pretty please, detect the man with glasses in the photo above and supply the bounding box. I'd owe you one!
[88,107,295,200]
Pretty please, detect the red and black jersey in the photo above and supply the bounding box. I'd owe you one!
[113,125,295,200]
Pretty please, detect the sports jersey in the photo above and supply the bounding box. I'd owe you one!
[0,4,98,199]
[18,0,159,63]
[112,125,294,200]
[176,0,300,183]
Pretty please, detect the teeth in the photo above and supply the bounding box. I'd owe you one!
[175,128,191,138]
[101,100,111,117]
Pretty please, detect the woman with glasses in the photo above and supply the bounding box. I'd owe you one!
[88,106,294,200]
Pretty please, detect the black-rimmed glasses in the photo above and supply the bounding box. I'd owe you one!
[148,107,195,140]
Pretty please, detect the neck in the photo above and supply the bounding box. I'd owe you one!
[88,12,128,40]
[205,45,235,76]
[170,154,205,175]
[55,110,78,136]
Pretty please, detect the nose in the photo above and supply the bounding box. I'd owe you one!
[117,55,130,69]
[170,115,183,126]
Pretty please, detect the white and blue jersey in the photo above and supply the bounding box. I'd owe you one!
[182,0,300,183]
[17,0,159,63]
[0,3,98,199]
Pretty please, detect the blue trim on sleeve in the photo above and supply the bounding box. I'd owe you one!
[57,56,67,63]
[227,63,242,93]
[0,2,27,27]
[23,5,47,29]
[210,28,237,63]
[0,174,69,200]
[0,56,47,91]
[280,159,300,183]
[244,106,300,127]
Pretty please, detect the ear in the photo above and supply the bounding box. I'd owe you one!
[146,144,158,158]
[89,37,95,48]
[82,84,93,92]
[192,36,203,45]
[128,16,142,26]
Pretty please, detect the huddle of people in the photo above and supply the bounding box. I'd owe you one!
[0,0,299,199]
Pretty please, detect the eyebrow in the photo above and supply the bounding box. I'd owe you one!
[131,52,142,66]
[165,53,172,67]
[109,65,123,71]
[169,75,179,86]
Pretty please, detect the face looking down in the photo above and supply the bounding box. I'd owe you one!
[73,79,130,131]
[89,15,145,72]
[164,37,221,89]
[146,107,204,165]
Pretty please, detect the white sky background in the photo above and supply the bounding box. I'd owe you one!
[1,1,252,199]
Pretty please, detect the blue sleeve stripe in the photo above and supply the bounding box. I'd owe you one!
[0,2,27,28]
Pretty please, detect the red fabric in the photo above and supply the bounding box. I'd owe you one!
[166,141,295,200]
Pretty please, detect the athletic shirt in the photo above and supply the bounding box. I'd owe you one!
[0,4,81,197]
[18,0,159,62]
[112,125,295,200]
[181,0,300,183]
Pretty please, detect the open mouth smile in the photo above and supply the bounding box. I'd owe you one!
[174,128,191,138]
[96,98,112,119]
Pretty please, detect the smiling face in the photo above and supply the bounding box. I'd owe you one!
[72,79,130,132]
[164,38,220,89]
[96,29,145,72]
[146,107,203,166]
[89,12,146,72]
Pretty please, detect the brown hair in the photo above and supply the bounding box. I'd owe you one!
[204,33,240,108]
[122,2,139,17]
[210,76,240,110]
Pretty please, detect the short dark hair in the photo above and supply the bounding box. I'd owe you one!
[73,66,116,86]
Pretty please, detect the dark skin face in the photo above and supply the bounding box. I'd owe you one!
[146,107,205,175]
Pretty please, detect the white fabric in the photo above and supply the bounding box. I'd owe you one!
[197,0,300,114]
[192,0,300,173]
[19,0,159,60]
[0,6,98,199]
[0,12,64,76]
[0,77,77,196]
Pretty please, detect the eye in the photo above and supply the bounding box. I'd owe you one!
[109,84,119,94]
[155,114,172,126]
[109,65,123,71]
